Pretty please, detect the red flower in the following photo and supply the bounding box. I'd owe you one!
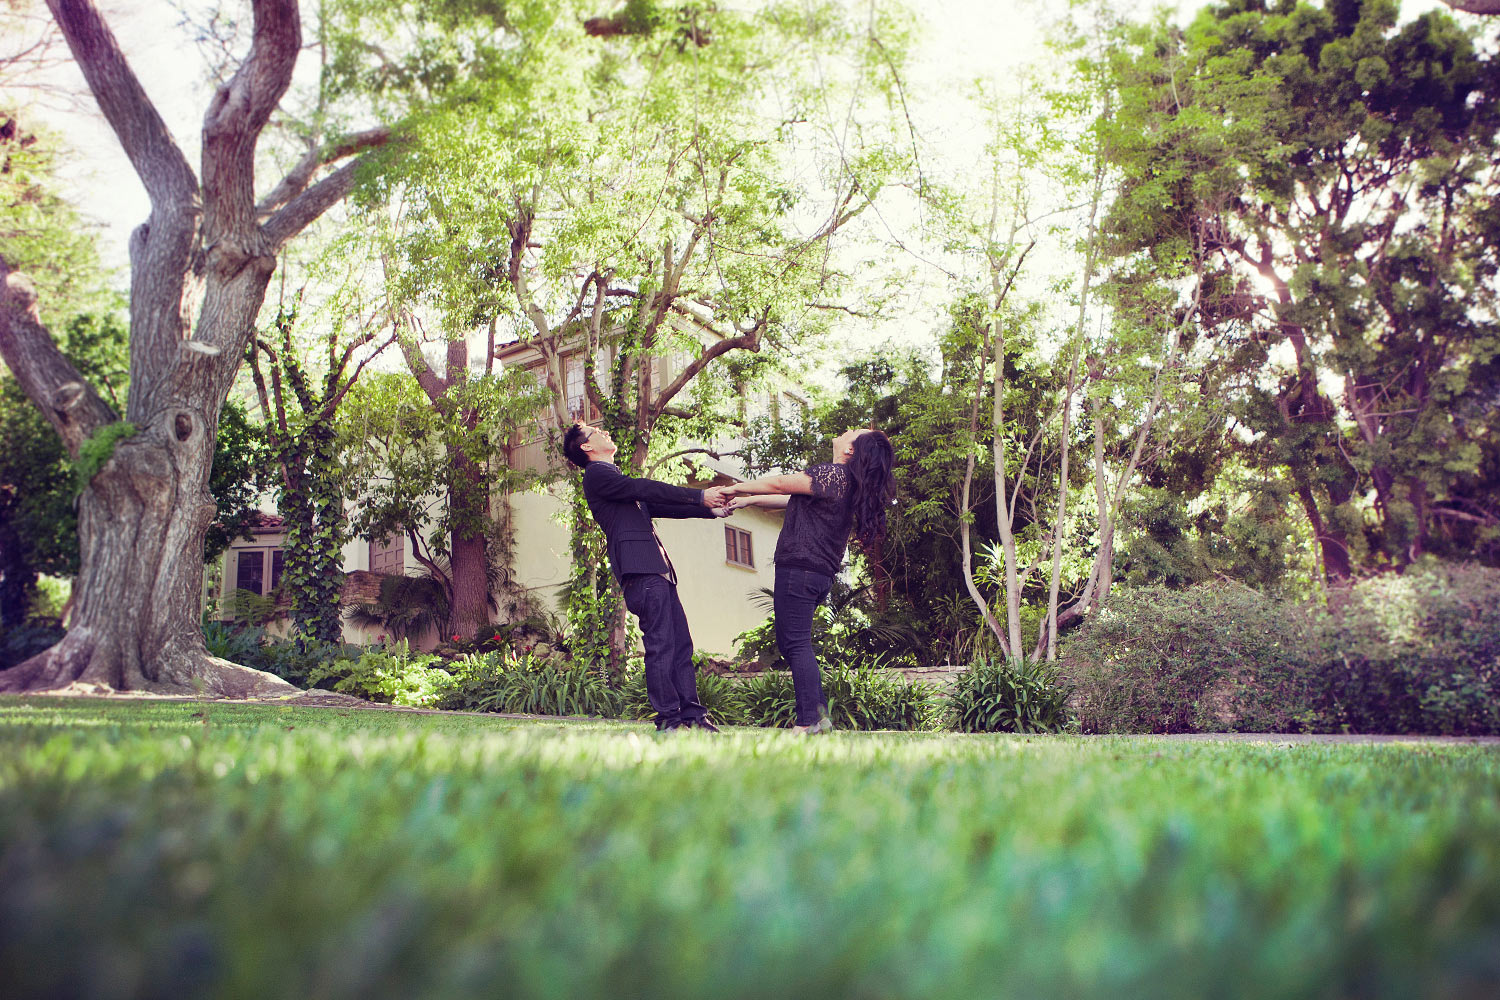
[492,633,504,643]
[451,634,462,642]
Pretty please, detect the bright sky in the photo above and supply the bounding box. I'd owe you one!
[9,0,1466,369]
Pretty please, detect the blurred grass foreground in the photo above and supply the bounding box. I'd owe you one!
[2,698,1498,999]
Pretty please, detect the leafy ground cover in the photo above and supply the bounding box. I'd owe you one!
[2,697,1498,999]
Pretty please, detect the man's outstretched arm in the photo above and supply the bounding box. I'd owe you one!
[583,462,709,508]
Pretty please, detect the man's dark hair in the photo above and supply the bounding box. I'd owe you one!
[562,423,591,469]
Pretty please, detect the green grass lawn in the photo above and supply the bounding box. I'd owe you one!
[2,697,1498,999]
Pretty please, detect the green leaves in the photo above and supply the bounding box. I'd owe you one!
[1100,0,1500,577]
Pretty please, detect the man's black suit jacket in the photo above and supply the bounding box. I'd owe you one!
[581,461,716,583]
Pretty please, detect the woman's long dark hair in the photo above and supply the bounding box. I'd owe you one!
[848,429,895,551]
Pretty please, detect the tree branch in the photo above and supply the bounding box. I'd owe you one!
[256,126,392,219]
[645,446,740,478]
[0,257,117,458]
[200,0,300,241]
[651,309,767,417]
[45,0,197,210]
[263,153,377,249]
[1442,6,1500,24]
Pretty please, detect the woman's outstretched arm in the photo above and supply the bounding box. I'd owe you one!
[727,494,792,511]
[725,472,813,496]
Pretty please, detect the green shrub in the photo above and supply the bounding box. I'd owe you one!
[619,656,752,725]
[308,642,455,708]
[201,621,265,666]
[619,668,748,725]
[1059,566,1500,735]
[1311,564,1500,735]
[436,651,512,712]
[734,659,942,731]
[1057,583,1317,734]
[822,657,942,731]
[733,583,920,671]
[256,637,355,689]
[476,654,622,718]
[949,657,1073,734]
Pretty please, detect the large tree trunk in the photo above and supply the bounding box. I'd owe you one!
[1,423,291,695]
[0,0,388,694]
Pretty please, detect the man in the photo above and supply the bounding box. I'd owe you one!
[562,422,732,732]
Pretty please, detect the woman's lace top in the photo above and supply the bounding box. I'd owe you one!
[773,463,854,577]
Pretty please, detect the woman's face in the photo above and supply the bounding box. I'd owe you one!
[833,427,868,460]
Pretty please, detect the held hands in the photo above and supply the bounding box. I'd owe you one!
[702,485,736,515]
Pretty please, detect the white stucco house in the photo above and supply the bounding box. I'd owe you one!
[209,329,809,657]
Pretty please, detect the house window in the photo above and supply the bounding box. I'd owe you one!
[781,393,808,428]
[725,526,754,568]
[370,535,404,575]
[235,547,284,595]
[565,354,586,416]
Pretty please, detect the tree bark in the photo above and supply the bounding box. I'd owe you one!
[445,452,492,640]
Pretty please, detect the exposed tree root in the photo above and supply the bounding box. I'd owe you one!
[0,632,296,698]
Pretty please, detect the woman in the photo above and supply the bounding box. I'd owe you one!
[725,428,895,734]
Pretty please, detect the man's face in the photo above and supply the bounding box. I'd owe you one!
[579,423,617,460]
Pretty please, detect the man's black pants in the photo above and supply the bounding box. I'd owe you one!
[621,573,706,729]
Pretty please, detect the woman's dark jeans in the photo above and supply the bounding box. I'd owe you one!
[774,564,834,726]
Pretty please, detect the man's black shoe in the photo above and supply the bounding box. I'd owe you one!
[687,717,721,733]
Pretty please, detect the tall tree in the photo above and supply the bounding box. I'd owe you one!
[1103,0,1500,581]
[0,0,391,694]
[246,299,392,644]
[339,363,551,639]
[358,0,909,654]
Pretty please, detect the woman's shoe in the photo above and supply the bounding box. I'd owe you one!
[791,717,833,735]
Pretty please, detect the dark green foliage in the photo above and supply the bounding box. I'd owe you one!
[736,668,800,727]
[200,621,266,667]
[619,662,751,726]
[307,643,456,707]
[821,658,942,731]
[1059,583,1318,734]
[949,658,1074,734]
[204,400,269,561]
[1103,0,1500,579]
[0,622,66,670]
[435,651,512,712]
[344,573,451,642]
[1314,564,1500,736]
[734,581,923,671]
[437,651,624,718]
[257,638,359,690]
[6,699,1500,999]
[220,588,281,627]
[476,656,623,718]
[560,489,628,674]
[250,309,352,647]
[423,650,621,717]
[726,660,942,731]
[1060,565,1500,735]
